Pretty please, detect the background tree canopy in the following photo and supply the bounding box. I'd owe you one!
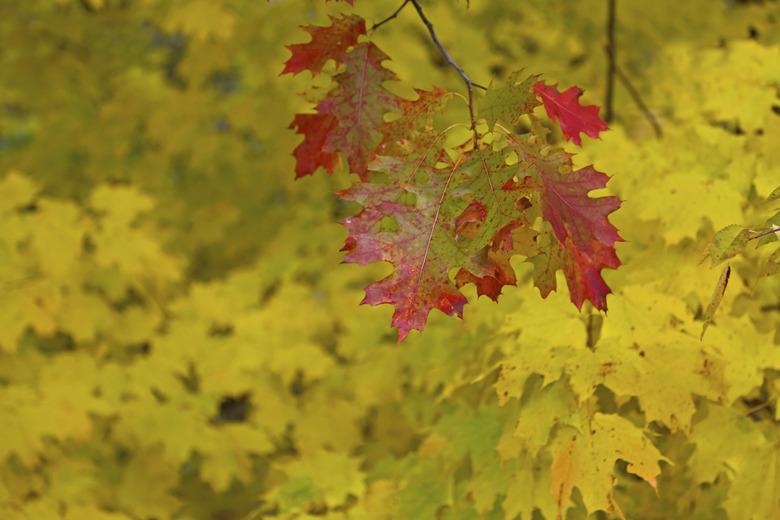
[0,0,779,518]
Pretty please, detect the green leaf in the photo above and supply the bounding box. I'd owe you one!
[700,263,730,340]
[709,225,751,266]
[278,451,365,509]
[479,71,540,129]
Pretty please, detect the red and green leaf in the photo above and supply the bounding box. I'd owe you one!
[539,166,622,309]
[506,133,621,310]
[318,42,399,180]
[285,13,399,180]
[281,14,365,76]
[379,86,449,155]
[480,71,540,129]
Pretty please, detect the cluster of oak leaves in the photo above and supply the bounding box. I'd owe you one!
[286,13,619,341]
[1,0,779,519]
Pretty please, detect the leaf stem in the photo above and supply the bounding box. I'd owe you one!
[408,0,486,148]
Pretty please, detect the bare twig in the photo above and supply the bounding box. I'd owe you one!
[603,0,662,138]
[604,0,616,122]
[614,64,663,138]
[408,0,486,147]
[371,0,409,31]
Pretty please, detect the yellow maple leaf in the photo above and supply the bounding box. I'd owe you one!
[551,412,668,518]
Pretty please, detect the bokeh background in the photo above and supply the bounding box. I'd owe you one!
[1,0,779,519]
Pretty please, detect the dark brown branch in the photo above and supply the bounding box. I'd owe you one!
[603,0,661,138]
[604,0,616,122]
[408,0,486,147]
[614,65,663,138]
[371,0,410,31]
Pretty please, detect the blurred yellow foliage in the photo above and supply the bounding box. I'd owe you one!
[1,0,779,519]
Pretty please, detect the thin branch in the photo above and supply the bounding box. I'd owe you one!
[614,64,663,138]
[408,0,486,147]
[602,0,661,138]
[371,0,410,31]
[604,0,616,122]
[742,400,772,417]
[748,227,780,241]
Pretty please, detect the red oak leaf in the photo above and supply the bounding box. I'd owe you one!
[339,154,471,342]
[539,165,622,309]
[532,81,607,145]
[505,133,621,310]
[286,36,399,180]
[454,221,539,301]
[318,42,399,180]
[281,14,365,76]
[378,86,449,155]
[288,112,340,178]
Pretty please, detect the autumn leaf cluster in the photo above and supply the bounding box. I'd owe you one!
[284,11,620,340]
